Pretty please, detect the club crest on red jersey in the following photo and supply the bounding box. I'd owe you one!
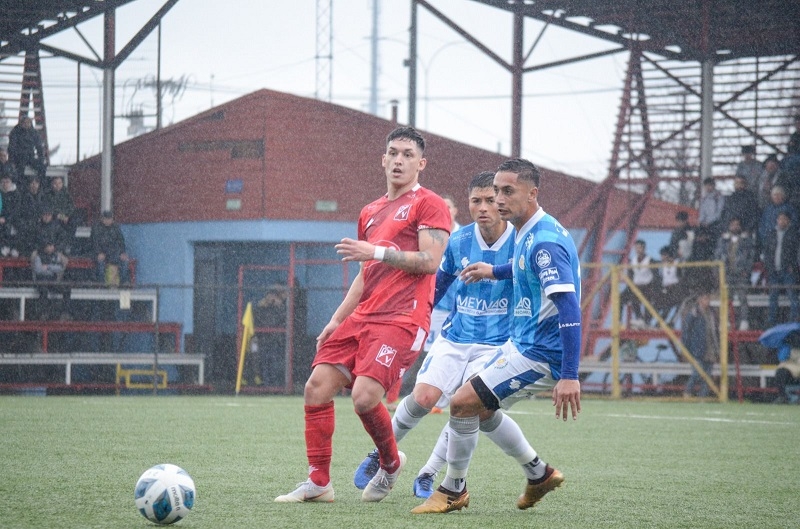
[394,204,412,221]
[375,344,398,367]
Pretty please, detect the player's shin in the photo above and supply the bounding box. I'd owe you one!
[392,395,432,442]
[440,415,479,493]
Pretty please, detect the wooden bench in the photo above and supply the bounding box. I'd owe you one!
[0,352,204,385]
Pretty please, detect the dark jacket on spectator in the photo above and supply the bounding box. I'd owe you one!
[91,221,126,258]
[45,188,75,219]
[720,188,760,233]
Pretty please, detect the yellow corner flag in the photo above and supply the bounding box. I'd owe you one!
[235,302,256,395]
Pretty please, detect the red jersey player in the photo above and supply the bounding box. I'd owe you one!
[275,126,451,504]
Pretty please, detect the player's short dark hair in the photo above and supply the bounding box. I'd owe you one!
[386,126,425,153]
[468,171,496,192]
[496,158,541,187]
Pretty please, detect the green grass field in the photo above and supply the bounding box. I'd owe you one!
[1,396,798,528]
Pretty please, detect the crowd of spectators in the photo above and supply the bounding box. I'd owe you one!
[1,117,133,323]
[623,118,800,333]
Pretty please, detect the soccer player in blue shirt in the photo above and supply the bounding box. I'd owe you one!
[413,158,582,514]
[355,171,543,499]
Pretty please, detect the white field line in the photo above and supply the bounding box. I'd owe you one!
[506,409,796,426]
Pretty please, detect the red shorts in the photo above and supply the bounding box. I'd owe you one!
[313,318,427,391]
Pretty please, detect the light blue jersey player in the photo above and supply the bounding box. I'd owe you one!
[436,222,514,347]
[413,158,582,514]
[355,172,536,500]
[507,207,581,380]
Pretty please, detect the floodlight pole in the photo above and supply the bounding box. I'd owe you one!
[101,7,115,213]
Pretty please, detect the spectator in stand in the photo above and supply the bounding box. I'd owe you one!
[698,177,725,239]
[714,217,757,330]
[655,245,685,323]
[0,175,22,257]
[720,175,760,234]
[758,186,797,251]
[7,117,46,184]
[91,210,130,286]
[669,211,694,261]
[682,291,719,398]
[17,178,45,255]
[38,205,68,254]
[735,145,762,192]
[0,149,18,182]
[44,176,77,253]
[758,155,791,210]
[31,239,69,320]
[620,239,658,325]
[762,211,799,326]
[684,225,717,292]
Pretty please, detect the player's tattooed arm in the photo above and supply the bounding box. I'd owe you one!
[335,228,448,274]
[384,228,448,274]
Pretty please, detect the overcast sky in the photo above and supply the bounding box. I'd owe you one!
[33,0,627,181]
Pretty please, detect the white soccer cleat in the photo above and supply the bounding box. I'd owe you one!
[274,479,335,503]
[361,451,406,502]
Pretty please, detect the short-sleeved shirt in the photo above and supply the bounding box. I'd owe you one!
[439,222,515,346]
[511,208,581,378]
[352,184,451,330]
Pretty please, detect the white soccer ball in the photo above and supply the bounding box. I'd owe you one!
[134,464,196,524]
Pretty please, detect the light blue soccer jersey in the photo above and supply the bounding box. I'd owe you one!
[511,208,581,377]
[439,222,516,346]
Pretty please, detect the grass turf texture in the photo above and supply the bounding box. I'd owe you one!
[1,396,798,528]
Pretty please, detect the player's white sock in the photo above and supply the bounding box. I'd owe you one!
[417,423,448,477]
[480,411,544,480]
[441,416,479,493]
[392,395,431,443]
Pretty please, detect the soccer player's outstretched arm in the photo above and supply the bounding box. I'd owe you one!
[316,265,365,349]
[335,228,449,275]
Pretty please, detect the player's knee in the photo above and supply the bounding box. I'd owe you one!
[303,368,339,405]
[449,385,480,417]
[411,384,442,409]
[351,390,382,414]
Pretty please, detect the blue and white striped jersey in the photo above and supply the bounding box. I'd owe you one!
[439,222,515,346]
[511,208,581,377]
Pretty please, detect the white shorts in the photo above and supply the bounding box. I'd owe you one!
[415,334,502,408]
[475,340,557,410]
[423,308,449,352]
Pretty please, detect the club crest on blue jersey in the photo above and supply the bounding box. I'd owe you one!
[493,357,509,369]
[535,249,551,268]
[518,255,526,270]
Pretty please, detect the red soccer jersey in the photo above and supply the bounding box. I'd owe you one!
[352,184,451,329]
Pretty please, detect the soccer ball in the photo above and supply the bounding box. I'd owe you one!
[134,464,196,524]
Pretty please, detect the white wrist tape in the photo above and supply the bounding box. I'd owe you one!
[373,246,387,261]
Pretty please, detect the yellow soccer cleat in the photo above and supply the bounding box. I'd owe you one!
[517,466,564,510]
[411,486,470,514]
